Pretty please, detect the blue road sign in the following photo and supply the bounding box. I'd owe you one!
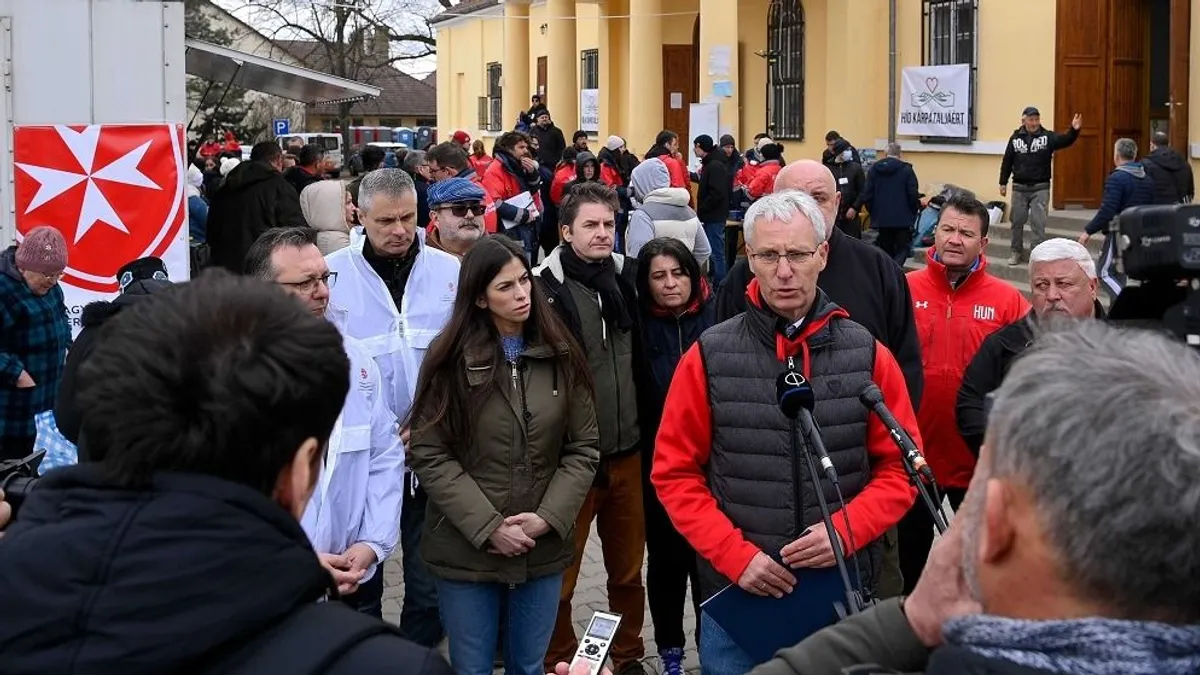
[273,119,290,136]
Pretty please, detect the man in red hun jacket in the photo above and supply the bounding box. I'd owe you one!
[900,192,1028,593]
[652,189,917,675]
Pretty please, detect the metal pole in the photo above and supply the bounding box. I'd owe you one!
[888,0,897,144]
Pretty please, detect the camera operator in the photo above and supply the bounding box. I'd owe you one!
[0,271,451,675]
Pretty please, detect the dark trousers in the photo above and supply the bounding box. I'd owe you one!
[643,457,701,650]
[340,566,385,619]
[398,479,445,647]
[0,436,35,462]
[896,487,967,594]
[836,216,862,239]
[875,228,913,267]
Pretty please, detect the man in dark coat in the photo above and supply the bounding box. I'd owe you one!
[692,134,731,285]
[827,138,866,238]
[206,141,307,272]
[1142,131,1194,205]
[0,271,453,675]
[956,238,1102,455]
[529,110,567,171]
[1080,138,1156,301]
[283,143,326,195]
[857,142,921,265]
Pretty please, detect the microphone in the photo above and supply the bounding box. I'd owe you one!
[858,383,935,483]
[776,368,839,485]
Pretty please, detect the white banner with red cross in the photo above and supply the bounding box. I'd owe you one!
[13,123,190,335]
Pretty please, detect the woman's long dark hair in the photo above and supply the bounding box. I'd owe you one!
[408,236,592,448]
[635,237,704,310]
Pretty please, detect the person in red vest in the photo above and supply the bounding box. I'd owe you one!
[222,130,241,155]
[481,131,544,259]
[747,139,784,200]
[468,139,493,178]
[551,147,579,206]
[901,191,1028,594]
[645,130,690,192]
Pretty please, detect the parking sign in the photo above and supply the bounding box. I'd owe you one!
[273,118,290,137]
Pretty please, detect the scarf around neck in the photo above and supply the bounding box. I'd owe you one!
[559,245,632,331]
[944,614,1200,675]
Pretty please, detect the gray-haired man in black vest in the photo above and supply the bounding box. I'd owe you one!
[651,190,919,675]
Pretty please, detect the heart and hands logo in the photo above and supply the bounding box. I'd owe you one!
[911,76,957,108]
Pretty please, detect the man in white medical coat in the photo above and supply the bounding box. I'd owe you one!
[245,227,405,618]
[325,169,460,642]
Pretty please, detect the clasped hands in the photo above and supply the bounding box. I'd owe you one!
[487,512,550,556]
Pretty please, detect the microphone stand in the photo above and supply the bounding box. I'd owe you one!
[897,441,950,535]
[790,418,863,618]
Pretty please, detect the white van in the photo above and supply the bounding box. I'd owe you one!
[278,132,344,177]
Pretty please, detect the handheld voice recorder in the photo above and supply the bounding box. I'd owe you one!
[569,611,623,675]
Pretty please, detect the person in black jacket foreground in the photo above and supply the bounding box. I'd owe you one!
[0,270,452,675]
[956,238,1103,455]
[1142,131,1195,205]
[53,256,173,450]
[717,160,923,407]
[206,141,307,272]
[750,321,1200,675]
[998,107,1082,265]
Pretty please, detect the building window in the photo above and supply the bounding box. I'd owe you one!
[922,0,978,142]
[580,49,599,90]
[478,62,501,132]
[766,0,805,141]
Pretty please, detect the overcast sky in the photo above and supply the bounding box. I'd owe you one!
[212,0,442,79]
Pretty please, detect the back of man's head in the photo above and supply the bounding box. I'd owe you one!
[426,142,470,173]
[298,143,324,168]
[250,141,282,164]
[77,269,349,498]
[980,321,1200,622]
[360,145,387,171]
[1152,131,1170,148]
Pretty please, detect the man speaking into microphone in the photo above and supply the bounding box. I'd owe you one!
[651,190,918,675]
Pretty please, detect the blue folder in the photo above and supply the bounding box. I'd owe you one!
[700,563,856,664]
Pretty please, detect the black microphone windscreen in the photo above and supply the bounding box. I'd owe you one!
[777,370,815,419]
[858,383,885,407]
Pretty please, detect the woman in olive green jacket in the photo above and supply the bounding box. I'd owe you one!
[409,235,600,675]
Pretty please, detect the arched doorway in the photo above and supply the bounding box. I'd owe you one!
[767,0,805,141]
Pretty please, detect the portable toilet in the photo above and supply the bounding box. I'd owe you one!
[393,127,414,148]
[414,126,434,151]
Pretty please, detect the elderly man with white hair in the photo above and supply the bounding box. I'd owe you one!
[955,238,1102,455]
[652,189,918,675]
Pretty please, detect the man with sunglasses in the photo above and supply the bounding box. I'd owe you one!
[245,226,405,619]
[426,178,488,259]
[426,142,499,233]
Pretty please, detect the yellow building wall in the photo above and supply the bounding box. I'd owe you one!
[661,0,697,46]
[435,15,500,150]
[528,2,549,98]
[737,0,770,150]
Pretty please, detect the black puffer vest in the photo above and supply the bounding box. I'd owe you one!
[695,291,882,601]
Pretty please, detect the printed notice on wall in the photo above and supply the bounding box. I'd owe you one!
[670,92,684,109]
[708,45,731,77]
[580,89,600,132]
[896,64,971,138]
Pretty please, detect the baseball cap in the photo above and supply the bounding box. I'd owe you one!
[1022,106,1040,117]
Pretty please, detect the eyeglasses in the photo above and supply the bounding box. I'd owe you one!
[28,270,64,283]
[278,271,337,295]
[748,250,818,266]
[437,203,487,218]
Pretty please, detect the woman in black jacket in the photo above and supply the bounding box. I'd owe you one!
[634,238,716,675]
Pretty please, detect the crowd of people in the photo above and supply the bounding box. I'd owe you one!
[1,100,1199,675]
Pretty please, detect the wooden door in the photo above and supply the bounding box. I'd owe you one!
[1053,0,1109,209]
[662,45,698,144]
[1054,0,1150,209]
[1169,0,1190,153]
[537,56,548,100]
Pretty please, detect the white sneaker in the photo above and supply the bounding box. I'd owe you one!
[1007,253,1021,266]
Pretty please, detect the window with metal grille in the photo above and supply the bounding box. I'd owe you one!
[766,0,805,141]
[922,0,978,142]
[580,49,599,90]
[486,62,503,132]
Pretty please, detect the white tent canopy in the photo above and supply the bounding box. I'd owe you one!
[184,38,380,106]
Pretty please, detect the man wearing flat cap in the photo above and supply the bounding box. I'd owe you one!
[0,226,71,460]
[998,106,1083,265]
[426,177,488,259]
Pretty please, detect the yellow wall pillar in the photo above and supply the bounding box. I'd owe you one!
[502,0,531,132]
[546,0,578,130]
[625,0,663,153]
[699,0,739,144]
[599,0,629,143]
[824,0,885,148]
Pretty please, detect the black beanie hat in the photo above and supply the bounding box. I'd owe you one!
[693,134,715,153]
[719,134,737,148]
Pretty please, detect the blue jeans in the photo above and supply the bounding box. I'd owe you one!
[398,481,444,647]
[702,221,727,288]
[438,572,564,675]
[187,195,208,242]
[698,611,757,675]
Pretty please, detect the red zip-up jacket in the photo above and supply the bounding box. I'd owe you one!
[651,279,919,584]
[906,250,1030,489]
[748,160,782,199]
[551,163,576,205]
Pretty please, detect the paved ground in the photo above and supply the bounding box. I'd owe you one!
[382,527,702,674]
